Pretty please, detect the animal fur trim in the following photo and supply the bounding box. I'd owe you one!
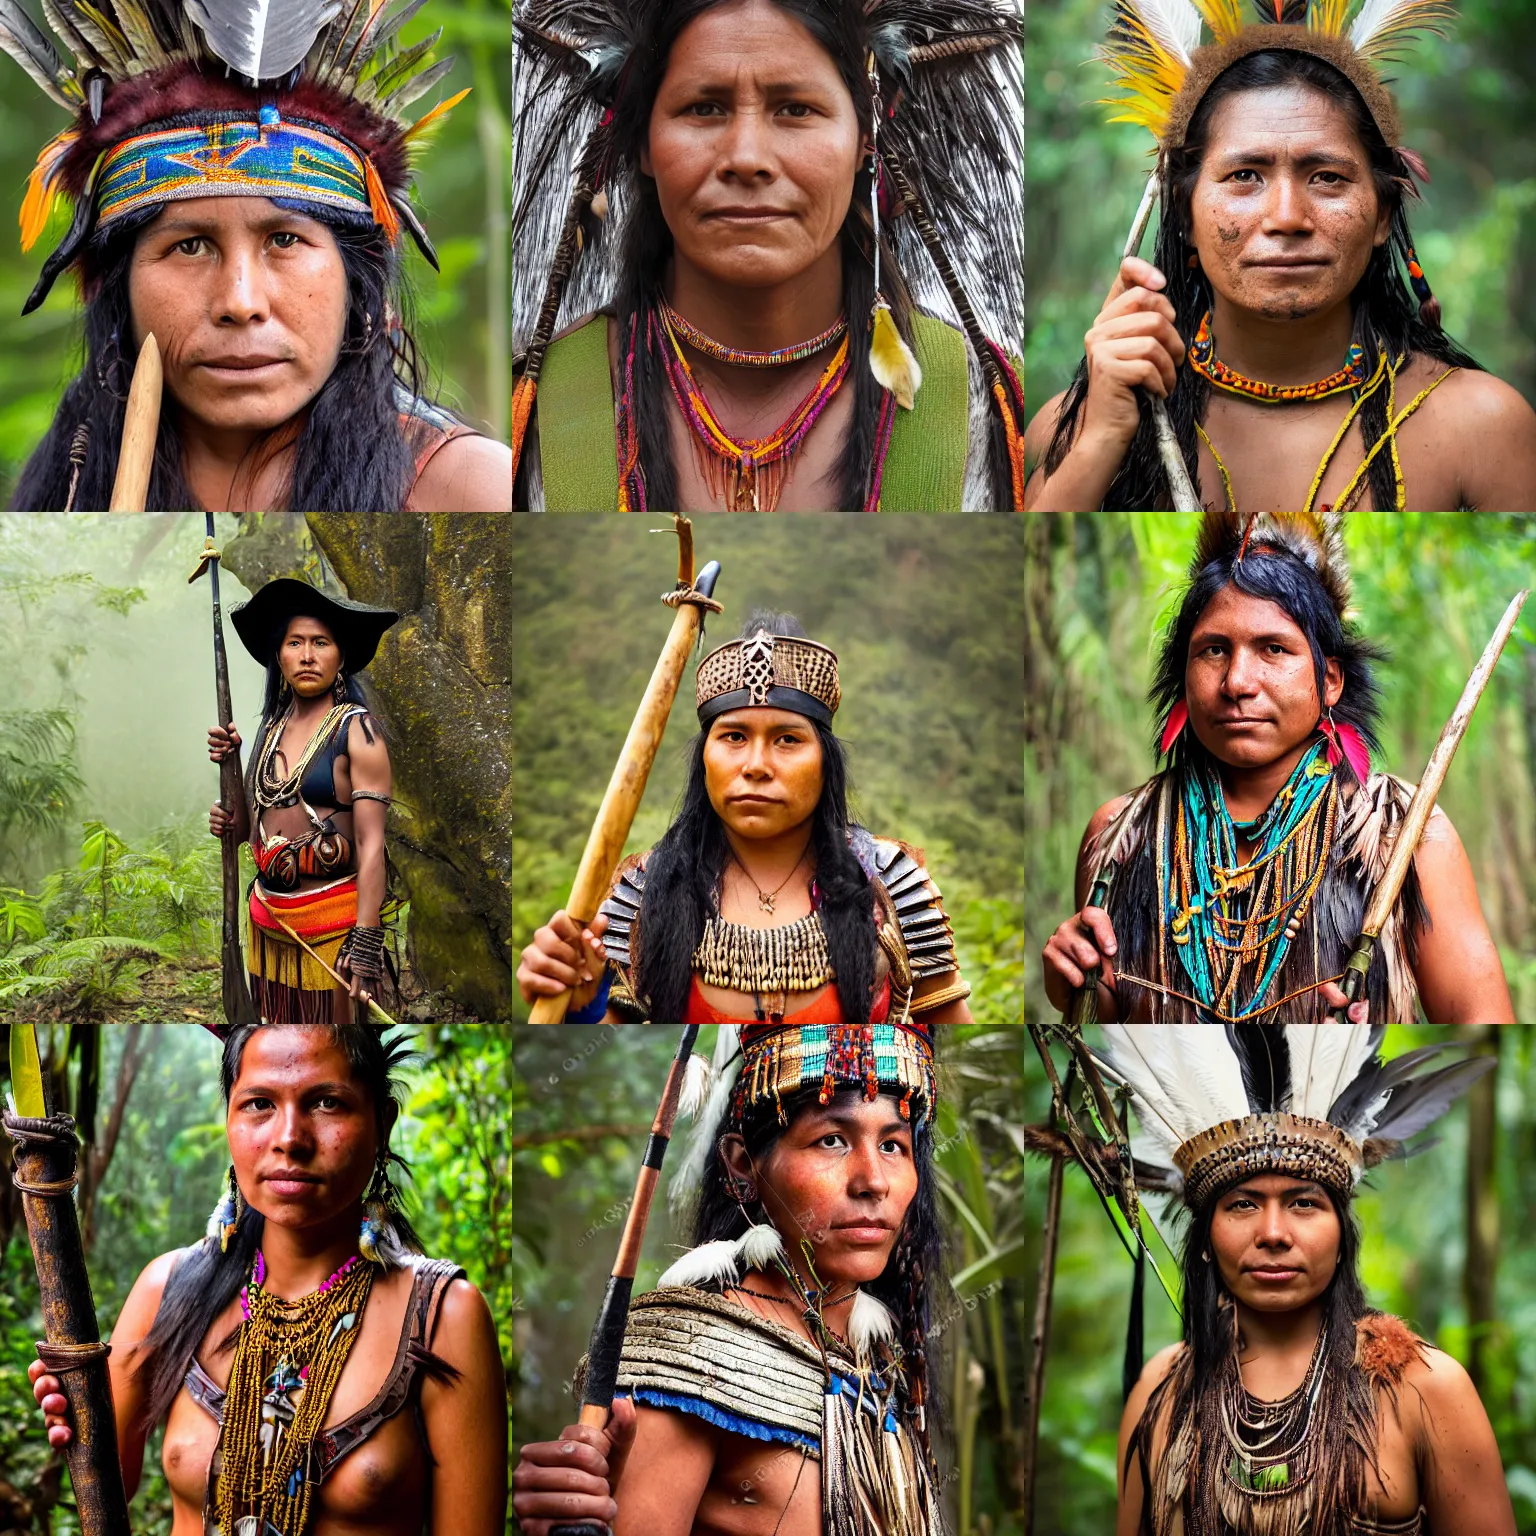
[1354,1312,1427,1387]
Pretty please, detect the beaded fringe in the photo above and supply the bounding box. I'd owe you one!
[693,912,833,993]
[822,1375,940,1536]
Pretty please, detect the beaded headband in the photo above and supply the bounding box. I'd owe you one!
[95,110,397,237]
[729,1024,937,1132]
[1175,1112,1362,1210]
[696,629,842,728]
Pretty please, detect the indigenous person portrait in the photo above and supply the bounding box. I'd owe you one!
[1039,512,1518,1025]
[1023,0,1536,512]
[511,0,1025,512]
[22,1021,509,1536]
[0,0,512,511]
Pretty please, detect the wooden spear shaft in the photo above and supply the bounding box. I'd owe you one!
[1022,1148,1065,1536]
[1331,587,1530,1017]
[529,518,722,1023]
[109,333,161,513]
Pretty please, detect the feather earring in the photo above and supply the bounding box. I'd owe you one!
[1159,698,1188,754]
[865,50,921,412]
[847,1288,897,1363]
[207,1164,242,1252]
[1320,708,1371,784]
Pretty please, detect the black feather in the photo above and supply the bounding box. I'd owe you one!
[1368,1056,1496,1144]
[23,154,99,315]
[1226,1022,1290,1112]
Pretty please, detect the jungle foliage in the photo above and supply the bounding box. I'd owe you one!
[0,1022,514,1535]
[1024,512,1536,1024]
[1025,0,1536,422]
[511,514,1026,1023]
[511,1024,1027,1535]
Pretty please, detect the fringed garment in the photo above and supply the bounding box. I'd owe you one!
[246,875,358,1024]
[574,1285,944,1536]
[1086,770,1427,1023]
[1135,1314,1428,1536]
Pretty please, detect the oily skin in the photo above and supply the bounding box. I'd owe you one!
[128,195,349,509]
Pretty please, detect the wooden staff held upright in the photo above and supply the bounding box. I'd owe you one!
[528,516,723,1023]
[109,333,162,513]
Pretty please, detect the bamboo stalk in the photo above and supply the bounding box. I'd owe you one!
[1022,1150,1064,1536]
[109,333,161,513]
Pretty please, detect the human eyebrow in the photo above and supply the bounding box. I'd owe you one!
[154,213,315,237]
[811,1112,910,1137]
[1211,148,1358,172]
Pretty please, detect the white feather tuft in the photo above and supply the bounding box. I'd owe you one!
[1349,0,1457,59]
[1096,1025,1252,1171]
[668,1027,744,1216]
[657,1238,742,1291]
[1284,1025,1377,1121]
[1128,0,1203,65]
[679,1049,712,1120]
[847,1288,897,1363]
[734,1221,785,1271]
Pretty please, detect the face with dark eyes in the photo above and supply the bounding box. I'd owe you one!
[640,0,866,290]
[1184,584,1342,769]
[703,707,824,840]
[722,1091,918,1285]
[1188,83,1391,322]
[128,195,350,435]
[227,1027,390,1228]
[1207,1174,1343,1312]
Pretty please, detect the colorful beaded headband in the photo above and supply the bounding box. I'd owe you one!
[1174,1112,1363,1210]
[729,1024,937,1131]
[696,629,842,728]
[95,109,399,240]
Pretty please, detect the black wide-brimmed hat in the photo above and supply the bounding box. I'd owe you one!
[230,580,399,673]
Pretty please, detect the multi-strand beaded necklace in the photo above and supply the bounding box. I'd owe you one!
[215,1251,374,1536]
[1159,741,1339,1023]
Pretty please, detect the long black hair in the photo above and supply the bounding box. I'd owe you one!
[603,0,915,512]
[12,195,434,512]
[633,611,877,1023]
[690,1078,946,1451]
[1129,1181,1379,1536]
[1045,48,1482,511]
[129,1024,423,1434]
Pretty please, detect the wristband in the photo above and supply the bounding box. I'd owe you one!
[564,968,612,1024]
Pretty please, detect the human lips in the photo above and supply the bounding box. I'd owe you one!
[706,206,794,222]
[1245,1264,1303,1281]
[833,1219,894,1243]
[729,793,781,805]
[196,353,292,378]
[264,1169,322,1196]
[1247,257,1329,271]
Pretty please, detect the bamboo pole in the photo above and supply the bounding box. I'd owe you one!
[109,333,161,513]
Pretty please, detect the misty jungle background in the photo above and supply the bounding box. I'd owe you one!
[0,0,512,506]
[1024,1024,1536,1533]
[1024,512,1536,1024]
[511,514,1026,1023]
[512,1024,1026,1535]
[0,512,510,1024]
[0,1021,514,1534]
[1025,0,1536,422]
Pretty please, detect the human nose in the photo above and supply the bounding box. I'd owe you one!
[1222,644,1262,699]
[717,105,775,183]
[1254,1202,1293,1248]
[269,1104,314,1156]
[1263,172,1315,236]
[214,245,271,325]
[846,1139,890,1198]
[742,737,773,778]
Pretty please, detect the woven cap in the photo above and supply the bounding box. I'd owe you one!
[731,1024,936,1130]
[1175,1112,1363,1209]
[696,628,841,727]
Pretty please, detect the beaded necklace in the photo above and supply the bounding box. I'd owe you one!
[217,1250,374,1536]
[660,299,848,368]
[1161,740,1339,1024]
[253,701,356,811]
[1189,310,1370,403]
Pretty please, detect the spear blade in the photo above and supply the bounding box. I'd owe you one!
[8,1022,47,1118]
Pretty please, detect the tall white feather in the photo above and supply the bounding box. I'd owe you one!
[1128,0,1203,65]
[679,1049,712,1120]
[1349,0,1453,56]
[1285,1024,1376,1121]
[1096,1025,1252,1169]
[667,1027,743,1215]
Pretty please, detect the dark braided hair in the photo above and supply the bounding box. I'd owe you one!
[1044,48,1481,511]
[689,1078,946,1454]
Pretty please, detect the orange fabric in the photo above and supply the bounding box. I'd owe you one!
[992,381,1026,511]
[249,876,358,939]
[511,374,537,486]
[683,976,891,1024]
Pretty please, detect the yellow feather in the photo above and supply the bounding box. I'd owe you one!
[403,86,472,142]
[20,129,78,253]
[1193,0,1245,43]
[869,302,921,411]
[1311,0,1353,35]
[1098,3,1196,142]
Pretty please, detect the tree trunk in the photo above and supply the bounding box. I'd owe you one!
[1464,1025,1500,1398]
[81,1024,152,1253]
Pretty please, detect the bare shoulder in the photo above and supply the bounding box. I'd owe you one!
[1396,1344,1485,1429]
[1416,361,1536,435]
[410,432,513,512]
[432,1275,498,1356]
[1138,1341,1185,1394]
[114,1247,192,1350]
[1085,793,1135,850]
[1025,388,1071,467]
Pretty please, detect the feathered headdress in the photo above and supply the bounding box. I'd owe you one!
[1093,1023,1493,1209]
[1192,510,1352,619]
[1,0,470,312]
[1100,0,1455,149]
[511,0,1025,497]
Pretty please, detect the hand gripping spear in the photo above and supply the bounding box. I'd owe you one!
[528,516,723,1023]
[4,1025,132,1535]
[190,520,259,1027]
[549,1026,701,1536]
[1329,587,1530,1021]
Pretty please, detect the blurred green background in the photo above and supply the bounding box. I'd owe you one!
[511,514,1026,1023]
[1025,0,1536,423]
[0,0,511,504]
[0,1022,514,1535]
[1023,512,1536,1024]
[1024,1025,1536,1534]
[513,1023,1026,1534]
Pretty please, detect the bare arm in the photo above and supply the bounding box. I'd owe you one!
[611,1405,717,1536]
[1117,1344,1181,1536]
[1411,1348,1517,1534]
[345,715,392,932]
[421,1279,509,1536]
[1409,808,1515,1023]
[1450,373,1536,512]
